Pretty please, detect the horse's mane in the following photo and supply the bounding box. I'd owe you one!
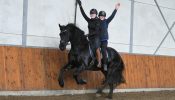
[66,23,88,45]
[66,23,85,35]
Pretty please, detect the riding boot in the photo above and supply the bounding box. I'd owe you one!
[103,64,107,71]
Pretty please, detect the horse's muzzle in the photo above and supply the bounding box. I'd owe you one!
[59,43,66,51]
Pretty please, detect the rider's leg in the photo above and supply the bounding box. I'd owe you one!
[96,48,101,68]
[101,41,108,71]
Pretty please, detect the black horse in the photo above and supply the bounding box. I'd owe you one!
[58,23,125,99]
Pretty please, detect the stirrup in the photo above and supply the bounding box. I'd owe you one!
[103,64,107,71]
[90,60,94,66]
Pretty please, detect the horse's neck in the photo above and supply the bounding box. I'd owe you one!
[70,33,89,51]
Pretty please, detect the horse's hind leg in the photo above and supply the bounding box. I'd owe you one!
[58,63,71,87]
[101,70,107,84]
[106,83,114,99]
[96,83,108,97]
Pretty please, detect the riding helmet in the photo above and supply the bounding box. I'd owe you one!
[99,11,106,17]
[90,8,98,15]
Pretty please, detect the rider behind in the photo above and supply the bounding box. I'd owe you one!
[77,0,102,68]
[99,3,120,71]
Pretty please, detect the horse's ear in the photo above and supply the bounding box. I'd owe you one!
[58,24,62,28]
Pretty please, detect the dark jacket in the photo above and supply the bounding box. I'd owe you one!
[79,6,101,39]
[100,9,117,41]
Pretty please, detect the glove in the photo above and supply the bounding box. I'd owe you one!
[115,3,120,10]
[85,34,89,37]
[77,0,82,6]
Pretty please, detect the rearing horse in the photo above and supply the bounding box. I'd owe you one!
[58,23,125,99]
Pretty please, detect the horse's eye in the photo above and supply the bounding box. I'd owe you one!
[60,33,63,36]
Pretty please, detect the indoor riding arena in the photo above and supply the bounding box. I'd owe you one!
[0,0,175,100]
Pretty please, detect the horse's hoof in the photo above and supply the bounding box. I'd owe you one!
[58,80,64,87]
[59,82,64,87]
[96,90,102,94]
[96,93,102,97]
[78,79,87,85]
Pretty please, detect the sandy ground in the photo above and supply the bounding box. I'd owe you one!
[0,91,175,100]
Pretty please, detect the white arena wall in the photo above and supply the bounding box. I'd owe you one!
[0,0,175,56]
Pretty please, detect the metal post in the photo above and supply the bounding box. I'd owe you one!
[154,0,175,43]
[154,22,175,54]
[22,0,28,47]
[129,0,135,53]
[74,0,78,25]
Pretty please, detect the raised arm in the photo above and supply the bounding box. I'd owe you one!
[106,3,120,24]
[77,0,90,21]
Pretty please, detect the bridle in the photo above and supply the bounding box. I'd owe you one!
[60,29,70,45]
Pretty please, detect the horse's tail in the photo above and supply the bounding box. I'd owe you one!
[108,60,125,84]
[114,61,126,84]
[106,47,126,85]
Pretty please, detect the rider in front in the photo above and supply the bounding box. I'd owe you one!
[77,0,102,68]
[99,3,120,71]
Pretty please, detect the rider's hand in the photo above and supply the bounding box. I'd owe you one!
[77,0,82,6]
[85,34,89,37]
[115,3,120,10]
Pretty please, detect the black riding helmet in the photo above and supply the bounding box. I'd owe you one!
[90,8,98,15]
[99,11,106,17]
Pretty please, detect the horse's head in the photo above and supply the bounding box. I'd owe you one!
[58,24,71,51]
[58,23,87,51]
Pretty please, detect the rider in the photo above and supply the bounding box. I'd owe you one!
[99,3,120,71]
[77,0,101,68]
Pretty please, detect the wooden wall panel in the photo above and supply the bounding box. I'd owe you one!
[144,56,158,88]
[0,46,6,90]
[134,55,147,88]
[155,56,175,88]
[119,54,147,88]
[0,46,175,90]
[170,57,175,87]
[5,46,22,90]
[22,48,46,90]
[43,49,59,90]
[166,57,175,88]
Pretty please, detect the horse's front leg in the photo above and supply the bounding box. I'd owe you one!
[73,67,87,85]
[58,63,72,87]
